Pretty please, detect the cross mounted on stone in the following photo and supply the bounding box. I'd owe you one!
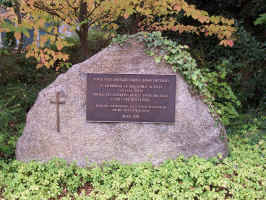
[50,92,65,132]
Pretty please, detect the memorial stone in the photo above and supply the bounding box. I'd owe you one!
[16,38,228,166]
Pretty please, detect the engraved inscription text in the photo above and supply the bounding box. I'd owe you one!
[86,73,176,123]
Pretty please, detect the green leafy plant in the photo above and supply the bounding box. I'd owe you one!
[111,34,129,46]
[0,121,265,200]
[0,159,92,199]
[197,24,266,110]
[1,32,16,47]
[0,49,57,159]
[175,22,266,111]
[254,13,266,25]
[127,32,240,125]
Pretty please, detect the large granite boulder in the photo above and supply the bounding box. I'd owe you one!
[16,39,228,166]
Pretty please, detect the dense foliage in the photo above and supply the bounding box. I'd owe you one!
[176,24,266,111]
[0,48,57,158]
[1,0,236,68]
[0,129,265,199]
[138,32,240,125]
[255,13,266,26]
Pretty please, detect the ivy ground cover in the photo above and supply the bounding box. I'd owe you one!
[0,129,265,200]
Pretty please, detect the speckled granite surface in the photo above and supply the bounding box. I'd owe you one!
[16,39,228,166]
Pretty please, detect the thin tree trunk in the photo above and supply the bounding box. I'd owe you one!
[78,23,89,60]
[13,1,24,53]
[78,1,89,60]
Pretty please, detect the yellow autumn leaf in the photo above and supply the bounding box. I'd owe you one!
[36,64,43,69]
[56,41,64,51]
[38,18,46,27]
[124,13,129,19]
[173,4,182,12]
[228,19,235,26]
[14,32,21,41]
[16,0,236,69]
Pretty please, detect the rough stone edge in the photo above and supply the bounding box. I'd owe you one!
[16,37,229,166]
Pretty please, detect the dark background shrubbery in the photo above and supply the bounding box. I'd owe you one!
[163,0,266,111]
[187,0,266,41]
[0,49,56,159]
[168,23,266,111]
[0,29,110,159]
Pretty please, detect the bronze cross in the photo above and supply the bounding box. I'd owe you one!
[50,92,65,132]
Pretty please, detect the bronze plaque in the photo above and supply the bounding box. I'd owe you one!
[86,73,176,123]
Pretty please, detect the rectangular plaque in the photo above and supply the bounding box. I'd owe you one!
[86,73,176,123]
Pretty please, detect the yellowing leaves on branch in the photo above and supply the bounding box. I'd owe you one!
[1,0,236,69]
